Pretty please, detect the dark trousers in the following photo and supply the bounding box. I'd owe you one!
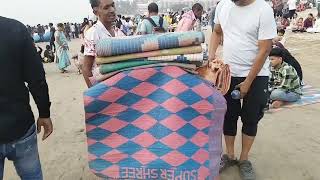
[50,41,56,53]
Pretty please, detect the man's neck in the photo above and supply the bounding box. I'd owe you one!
[149,13,158,17]
[101,21,113,31]
[236,0,256,6]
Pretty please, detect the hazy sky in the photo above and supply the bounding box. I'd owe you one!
[0,0,94,26]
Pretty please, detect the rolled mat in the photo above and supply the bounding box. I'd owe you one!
[96,46,203,64]
[96,31,205,57]
[84,66,226,180]
[96,63,197,82]
[99,60,161,74]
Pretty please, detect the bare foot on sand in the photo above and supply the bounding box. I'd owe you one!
[271,100,285,109]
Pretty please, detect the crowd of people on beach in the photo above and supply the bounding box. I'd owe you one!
[271,0,320,32]
[1,0,320,179]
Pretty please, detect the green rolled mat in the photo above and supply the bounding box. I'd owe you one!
[99,60,161,74]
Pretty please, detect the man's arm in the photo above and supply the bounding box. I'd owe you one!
[22,26,51,118]
[138,21,147,35]
[246,40,273,84]
[21,24,53,140]
[82,55,95,88]
[209,24,223,61]
[238,6,276,97]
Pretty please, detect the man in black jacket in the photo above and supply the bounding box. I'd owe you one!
[0,16,53,180]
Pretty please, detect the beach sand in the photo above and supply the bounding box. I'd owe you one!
[3,11,320,180]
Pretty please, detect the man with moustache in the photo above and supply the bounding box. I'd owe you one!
[209,0,276,179]
[83,0,121,87]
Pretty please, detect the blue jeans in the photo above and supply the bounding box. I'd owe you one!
[270,89,301,102]
[0,124,43,180]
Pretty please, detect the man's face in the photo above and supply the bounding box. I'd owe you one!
[94,0,116,24]
[270,56,282,67]
[194,9,203,19]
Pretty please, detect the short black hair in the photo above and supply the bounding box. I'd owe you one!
[49,23,53,26]
[57,23,64,28]
[269,47,284,57]
[46,45,51,50]
[90,0,100,8]
[277,29,285,35]
[192,3,203,12]
[148,3,159,13]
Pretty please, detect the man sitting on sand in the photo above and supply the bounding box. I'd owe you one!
[292,17,306,32]
[269,48,302,108]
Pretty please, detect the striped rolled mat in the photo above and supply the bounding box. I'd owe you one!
[96,31,205,57]
[95,62,197,83]
[84,66,226,180]
[96,46,203,64]
[99,60,161,74]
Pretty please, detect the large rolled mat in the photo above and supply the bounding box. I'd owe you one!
[96,31,205,57]
[84,66,227,180]
[96,46,203,64]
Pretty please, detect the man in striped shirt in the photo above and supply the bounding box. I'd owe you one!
[269,48,302,108]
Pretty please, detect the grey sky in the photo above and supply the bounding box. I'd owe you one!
[0,0,94,26]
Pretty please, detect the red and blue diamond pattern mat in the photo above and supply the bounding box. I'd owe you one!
[84,66,226,180]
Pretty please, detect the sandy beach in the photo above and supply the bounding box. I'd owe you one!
[3,11,320,180]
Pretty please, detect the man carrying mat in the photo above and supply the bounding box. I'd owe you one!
[83,0,123,87]
[209,0,276,179]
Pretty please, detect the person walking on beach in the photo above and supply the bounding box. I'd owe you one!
[209,0,276,179]
[83,0,123,87]
[55,23,71,73]
[37,24,45,42]
[49,23,56,53]
[136,2,169,34]
[0,16,53,180]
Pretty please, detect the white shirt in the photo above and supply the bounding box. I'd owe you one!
[84,20,124,83]
[214,0,277,77]
[84,20,123,57]
[288,0,297,10]
[71,25,76,32]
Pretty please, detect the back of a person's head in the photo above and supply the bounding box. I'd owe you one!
[192,3,203,12]
[46,45,51,50]
[57,23,64,28]
[90,0,100,9]
[148,3,159,14]
[49,23,53,26]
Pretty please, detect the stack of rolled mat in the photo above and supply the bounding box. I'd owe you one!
[94,31,208,82]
